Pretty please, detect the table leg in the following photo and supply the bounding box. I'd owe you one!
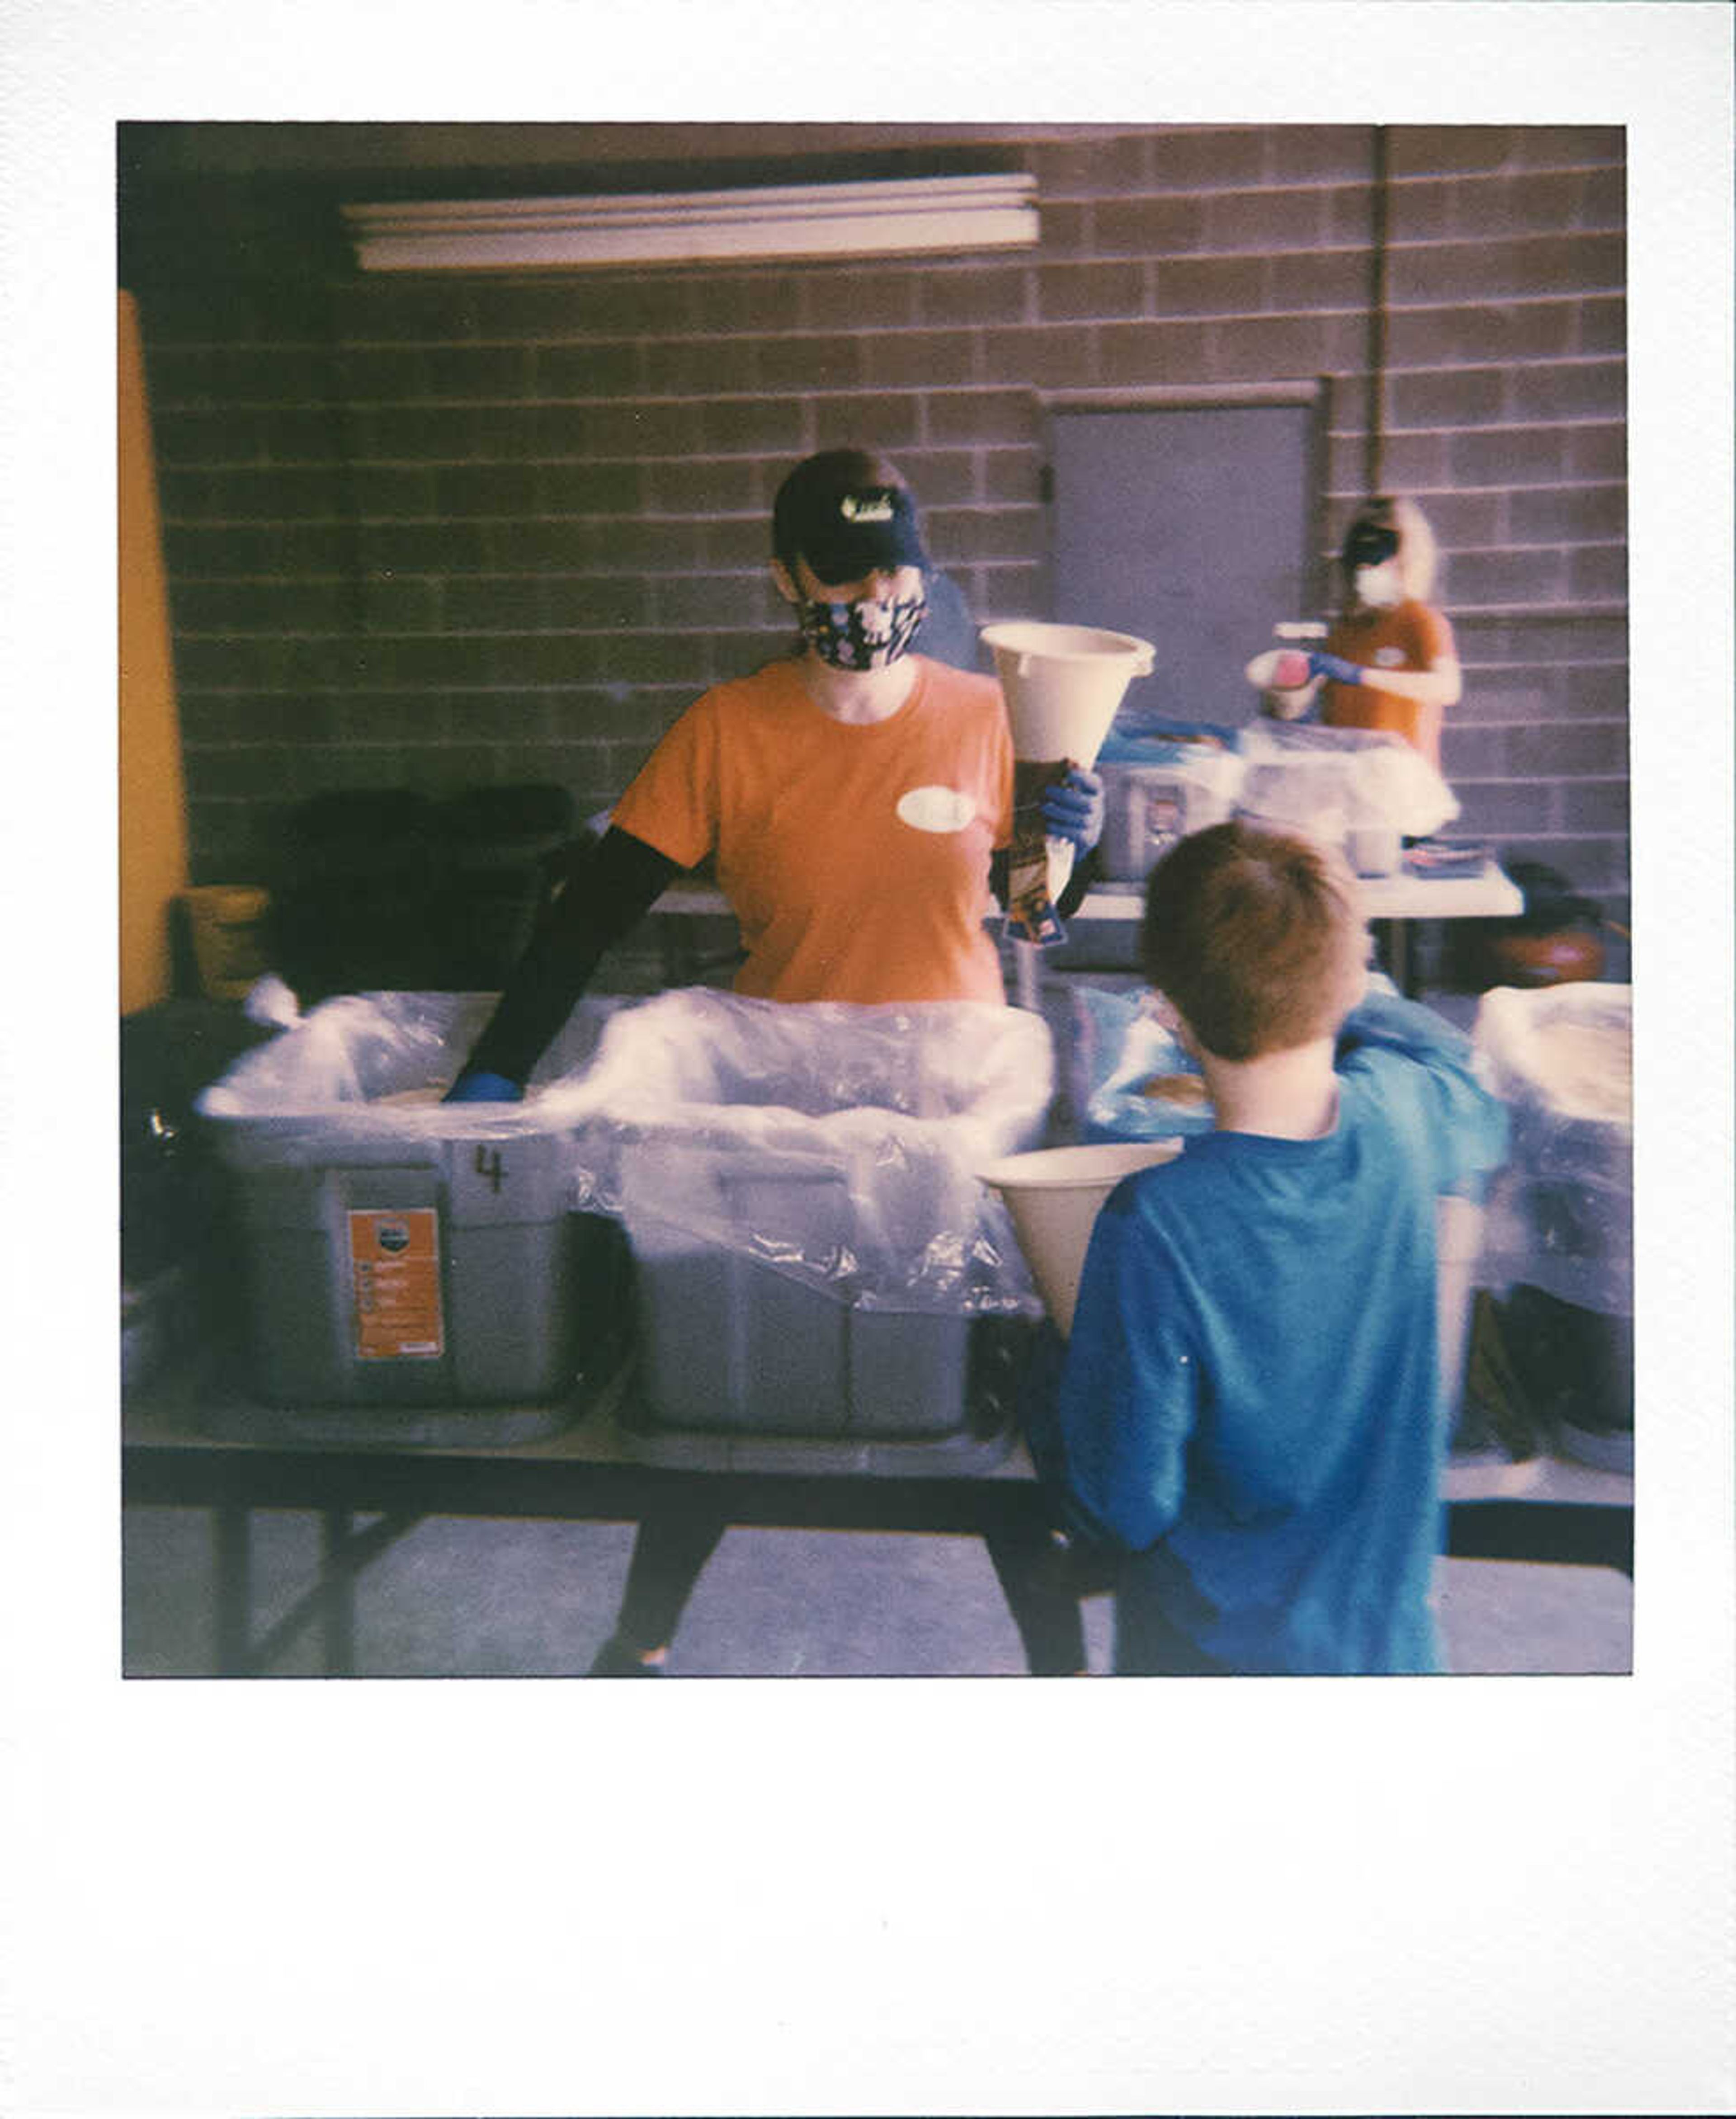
[1012,939,1043,1013]
[214,1505,252,1677]
[1379,917,1415,997]
[320,1509,358,1675]
[1445,1499,1634,1578]
[982,1510,1090,1676]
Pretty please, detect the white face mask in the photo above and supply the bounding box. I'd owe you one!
[1353,561,1403,609]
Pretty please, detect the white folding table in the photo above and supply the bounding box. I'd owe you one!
[1014,861,1524,1008]
[648,865,1523,1009]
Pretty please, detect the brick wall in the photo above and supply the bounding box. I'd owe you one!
[120,122,1628,962]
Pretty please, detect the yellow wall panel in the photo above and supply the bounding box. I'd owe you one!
[118,288,190,1014]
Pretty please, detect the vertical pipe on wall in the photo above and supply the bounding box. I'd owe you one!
[1363,125,1391,497]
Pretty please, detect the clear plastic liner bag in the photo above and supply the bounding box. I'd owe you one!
[195,989,631,1168]
[1068,984,1215,1143]
[1236,720,1460,842]
[564,988,1056,1315]
[1069,973,1411,1144]
[1472,984,1632,1315]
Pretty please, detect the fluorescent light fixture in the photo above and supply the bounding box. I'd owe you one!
[342,174,1038,272]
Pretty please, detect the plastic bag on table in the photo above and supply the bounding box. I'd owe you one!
[566,987,1056,1316]
[1472,984,1632,1315]
[1237,720,1460,841]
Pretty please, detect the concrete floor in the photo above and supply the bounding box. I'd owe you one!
[121,1502,1632,1678]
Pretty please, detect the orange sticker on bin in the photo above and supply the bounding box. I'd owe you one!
[349,1209,444,1361]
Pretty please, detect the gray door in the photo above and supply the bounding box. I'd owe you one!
[1049,400,1318,734]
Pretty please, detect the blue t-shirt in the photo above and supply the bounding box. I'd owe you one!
[1052,989,1510,1675]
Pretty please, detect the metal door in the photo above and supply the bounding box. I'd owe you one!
[1048,396,1320,733]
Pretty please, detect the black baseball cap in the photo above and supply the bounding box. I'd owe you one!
[772,449,932,584]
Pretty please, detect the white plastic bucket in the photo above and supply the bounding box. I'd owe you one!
[980,621,1157,765]
[980,1140,1182,1336]
[985,1144,1484,1379]
[1434,1194,1485,1424]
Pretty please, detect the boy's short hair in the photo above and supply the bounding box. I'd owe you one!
[1140,821,1368,1060]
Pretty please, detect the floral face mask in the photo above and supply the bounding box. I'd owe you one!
[797,586,929,671]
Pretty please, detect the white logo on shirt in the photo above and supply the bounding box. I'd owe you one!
[896,785,978,834]
[1373,646,1408,668]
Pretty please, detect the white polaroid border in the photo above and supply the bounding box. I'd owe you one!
[4,4,1731,2114]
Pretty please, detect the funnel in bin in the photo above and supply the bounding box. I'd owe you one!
[980,1140,1181,1337]
[981,621,1157,765]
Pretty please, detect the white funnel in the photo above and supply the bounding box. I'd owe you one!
[981,621,1157,765]
[980,1140,1181,1336]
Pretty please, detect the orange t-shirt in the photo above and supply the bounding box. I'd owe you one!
[1323,599,1456,769]
[612,655,1014,1005]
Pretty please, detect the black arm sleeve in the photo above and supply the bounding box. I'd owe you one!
[1057,843,1103,918]
[459,826,681,1085]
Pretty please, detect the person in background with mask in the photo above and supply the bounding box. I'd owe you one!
[1260,496,1461,770]
[445,446,1104,1674]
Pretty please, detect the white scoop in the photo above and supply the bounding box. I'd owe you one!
[980,621,1156,765]
[980,1140,1181,1336]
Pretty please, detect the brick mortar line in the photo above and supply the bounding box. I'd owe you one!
[1035,176,1625,208]
[154,397,1632,435]
[164,556,1631,595]
[176,681,1632,704]
[166,596,1634,635]
[207,417,1628,465]
[315,292,1630,350]
[1326,413,1626,434]
[1362,355,1627,377]
[163,602,1628,631]
[1265,486,1627,504]
[159,479,1628,527]
[142,290,1623,365]
[149,282,1623,356]
[1376,421,1628,442]
[151,351,1630,416]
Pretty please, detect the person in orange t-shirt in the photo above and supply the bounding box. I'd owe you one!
[448,448,1101,1086]
[444,447,1104,1675]
[610,640,1015,1006]
[1260,497,1461,772]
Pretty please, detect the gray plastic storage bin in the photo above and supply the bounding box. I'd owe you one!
[625,1164,983,1439]
[570,990,1054,1441]
[630,1235,984,1438]
[196,992,627,1413]
[1096,748,1242,881]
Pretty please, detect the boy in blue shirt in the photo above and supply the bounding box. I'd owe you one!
[1036,820,1509,1675]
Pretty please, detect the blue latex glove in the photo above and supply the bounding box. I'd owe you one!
[443,1069,524,1104]
[1307,649,1364,686]
[1041,765,1106,851]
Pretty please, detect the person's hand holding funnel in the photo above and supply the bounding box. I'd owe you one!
[981,622,1154,944]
